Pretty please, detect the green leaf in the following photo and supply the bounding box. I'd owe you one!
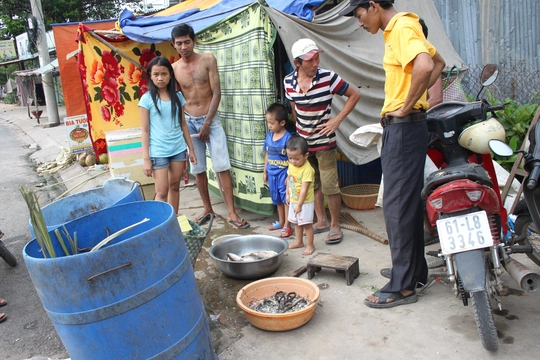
[509,135,518,151]
[132,47,141,56]
[93,46,102,57]
[120,97,125,105]
[150,43,156,52]
[123,92,132,101]
[93,87,102,102]
[156,51,161,56]
[116,55,121,63]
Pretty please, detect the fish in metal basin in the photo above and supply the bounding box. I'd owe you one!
[226,250,279,262]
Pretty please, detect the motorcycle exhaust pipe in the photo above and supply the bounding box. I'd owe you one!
[503,257,540,292]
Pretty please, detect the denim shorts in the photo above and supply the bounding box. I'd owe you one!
[185,111,231,174]
[151,150,187,170]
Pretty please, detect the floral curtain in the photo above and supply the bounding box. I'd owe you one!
[76,24,179,157]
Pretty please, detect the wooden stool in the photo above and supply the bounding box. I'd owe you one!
[307,252,360,286]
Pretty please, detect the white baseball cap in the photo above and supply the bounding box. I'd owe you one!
[291,38,324,60]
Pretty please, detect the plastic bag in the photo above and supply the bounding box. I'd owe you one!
[442,65,468,102]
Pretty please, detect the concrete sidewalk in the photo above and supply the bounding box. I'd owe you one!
[3,102,540,359]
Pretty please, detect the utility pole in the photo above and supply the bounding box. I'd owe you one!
[29,0,59,127]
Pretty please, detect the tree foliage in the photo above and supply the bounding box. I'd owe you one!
[0,0,141,40]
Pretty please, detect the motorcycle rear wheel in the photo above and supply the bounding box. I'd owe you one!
[471,290,499,351]
[513,215,540,266]
[0,240,17,267]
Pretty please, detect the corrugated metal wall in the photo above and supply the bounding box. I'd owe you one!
[433,0,539,70]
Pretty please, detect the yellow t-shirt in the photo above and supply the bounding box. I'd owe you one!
[381,12,437,116]
[287,161,315,204]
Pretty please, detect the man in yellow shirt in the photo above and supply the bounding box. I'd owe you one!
[341,0,445,308]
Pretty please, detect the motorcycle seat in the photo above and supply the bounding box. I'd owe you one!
[422,163,493,200]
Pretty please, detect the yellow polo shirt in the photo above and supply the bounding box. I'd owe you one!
[381,12,437,116]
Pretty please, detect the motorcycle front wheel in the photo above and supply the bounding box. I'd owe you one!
[513,215,540,266]
[0,240,17,267]
[471,289,499,351]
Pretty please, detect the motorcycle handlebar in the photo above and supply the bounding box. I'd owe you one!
[488,104,505,112]
[527,164,540,189]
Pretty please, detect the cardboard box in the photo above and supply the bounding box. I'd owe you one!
[105,128,154,185]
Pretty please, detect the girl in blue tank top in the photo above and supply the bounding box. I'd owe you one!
[139,56,197,214]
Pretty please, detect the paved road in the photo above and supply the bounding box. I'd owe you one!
[0,119,68,359]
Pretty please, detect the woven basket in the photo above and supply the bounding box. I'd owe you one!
[183,215,214,268]
[341,184,380,210]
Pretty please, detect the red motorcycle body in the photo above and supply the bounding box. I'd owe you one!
[426,179,500,226]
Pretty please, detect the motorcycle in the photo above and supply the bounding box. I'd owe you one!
[492,125,540,268]
[422,64,540,351]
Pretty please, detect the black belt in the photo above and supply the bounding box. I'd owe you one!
[380,111,426,128]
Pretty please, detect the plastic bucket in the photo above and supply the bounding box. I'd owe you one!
[29,177,144,237]
[23,201,216,360]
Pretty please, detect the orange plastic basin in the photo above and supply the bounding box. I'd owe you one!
[236,277,320,332]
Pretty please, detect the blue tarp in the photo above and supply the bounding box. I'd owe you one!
[120,0,324,43]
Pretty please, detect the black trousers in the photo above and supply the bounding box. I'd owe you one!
[380,120,429,292]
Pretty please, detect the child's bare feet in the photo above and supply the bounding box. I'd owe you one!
[288,241,304,249]
[302,245,315,256]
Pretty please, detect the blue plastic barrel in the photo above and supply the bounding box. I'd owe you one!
[23,201,216,360]
[29,177,144,237]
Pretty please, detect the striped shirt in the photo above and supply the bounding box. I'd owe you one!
[284,67,349,152]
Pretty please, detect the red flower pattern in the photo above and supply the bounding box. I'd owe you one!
[138,77,149,97]
[102,51,121,79]
[101,105,111,122]
[139,48,156,69]
[114,102,125,117]
[85,45,162,129]
[101,78,120,107]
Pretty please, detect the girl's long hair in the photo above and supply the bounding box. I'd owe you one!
[146,56,181,126]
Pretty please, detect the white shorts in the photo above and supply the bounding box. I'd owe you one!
[288,201,314,226]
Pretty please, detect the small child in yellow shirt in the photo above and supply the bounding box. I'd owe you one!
[286,136,315,255]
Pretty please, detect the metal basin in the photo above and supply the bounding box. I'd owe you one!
[208,235,288,280]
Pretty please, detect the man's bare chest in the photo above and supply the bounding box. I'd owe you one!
[178,66,208,88]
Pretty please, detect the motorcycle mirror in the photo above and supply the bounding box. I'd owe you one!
[488,139,513,157]
[481,64,499,86]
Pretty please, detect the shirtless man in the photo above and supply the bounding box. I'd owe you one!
[171,24,249,229]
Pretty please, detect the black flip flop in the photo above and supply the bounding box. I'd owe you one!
[228,219,250,229]
[364,291,418,309]
[195,213,214,225]
[325,231,343,244]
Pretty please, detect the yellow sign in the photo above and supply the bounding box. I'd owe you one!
[0,40,17,61]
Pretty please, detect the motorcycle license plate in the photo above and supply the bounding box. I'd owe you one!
[436,211,493,255]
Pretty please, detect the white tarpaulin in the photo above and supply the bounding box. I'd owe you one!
[266,0,466,164]
[16,59,59,77]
